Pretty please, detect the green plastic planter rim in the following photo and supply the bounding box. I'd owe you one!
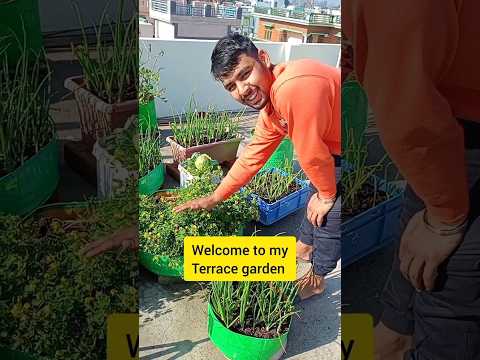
[208,303,289,341]
[0,139,57,182]
[138,163,165,195]
[139,99,157,132]
[138,252,184,278]
[0,139,59,216]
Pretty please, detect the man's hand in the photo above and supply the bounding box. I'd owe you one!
[80,226,138,257]
[173,194,222,213]
[399,210,467,291]
[307,193,335,227]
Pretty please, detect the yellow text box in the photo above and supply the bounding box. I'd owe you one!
[107,314,139,360]
[184,236,296,281]
[342,314,374,360]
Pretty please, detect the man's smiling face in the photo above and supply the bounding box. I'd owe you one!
[220,51,274,110]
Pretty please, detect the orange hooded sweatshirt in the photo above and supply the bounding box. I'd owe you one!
[213,59,341,201]
[343,0,480,223]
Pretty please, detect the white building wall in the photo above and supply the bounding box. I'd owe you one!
[154,20,176,39]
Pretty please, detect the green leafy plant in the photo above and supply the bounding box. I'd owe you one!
[0,187,138,359]
[72,0,138,103]
[181,152,223,180]
[101,118,138,171]
[139,64,165,105]
[246,159,303,203]
[139,181,258,260]
[0,48,55,176]
[210,281,298,338]
[170,98,242,148]
[139,127,163,178]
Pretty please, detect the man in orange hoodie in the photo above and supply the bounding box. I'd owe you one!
[343,1,480,359]
[82,35,341,299]
[174,34,341,299]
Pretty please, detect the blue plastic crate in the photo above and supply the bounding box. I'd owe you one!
[248,170,311,226]
[342,177,404,267]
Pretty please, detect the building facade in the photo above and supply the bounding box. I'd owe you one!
[149,0,245,40]
[246,7,341,43]
[140,0,150,17]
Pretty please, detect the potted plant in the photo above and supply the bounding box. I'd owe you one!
[0,49,58,216]
[65,1,138,149]
[166,99,243,163]
[138,127,165,195]
[208,281,299,360]
[341,128,403,266]
[139,55,166,132]
[0,187,138,359]
[139,181,258,278]
[178,152,223,188]
[245,159,310,225]
[93,117,138,198]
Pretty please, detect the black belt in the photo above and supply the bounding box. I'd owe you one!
[460,119,480,149]
[333,155,341,167]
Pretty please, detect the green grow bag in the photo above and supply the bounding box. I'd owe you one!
[139,222,245,279]
[138,163,165,196]
[208,303,289,360]
[0,348,36,360]
[0,0,43,67]
[0,139,59,216]
[342,80,368,148]
[139,252,184,278]
[261,137,294,171]
[139,100,157,132]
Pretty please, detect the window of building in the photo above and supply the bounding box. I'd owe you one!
[264,28,272,40]
[264,24,273,40]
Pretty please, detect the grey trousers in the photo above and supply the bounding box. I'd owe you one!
[297,166,341,276]
[381,149,480,360]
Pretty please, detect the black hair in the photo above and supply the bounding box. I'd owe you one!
[210,33,259,81]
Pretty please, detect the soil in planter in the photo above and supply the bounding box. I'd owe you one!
[231,317,290,339]
[154,191,179,203]
[340,182,388,222]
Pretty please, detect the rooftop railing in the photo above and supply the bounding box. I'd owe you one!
[253,6,341,26]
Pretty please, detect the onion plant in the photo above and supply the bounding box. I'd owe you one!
[210,281,298,336]
[341,128,389,211]
[170,98,242,148]
[247,158,302,203]
[139,128,163,178]
[0,48,54,175]
[72,0,138,103]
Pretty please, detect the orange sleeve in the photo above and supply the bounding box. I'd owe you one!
[344,0,469,223]
[213,113,284,200]
[273,76,337,199]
